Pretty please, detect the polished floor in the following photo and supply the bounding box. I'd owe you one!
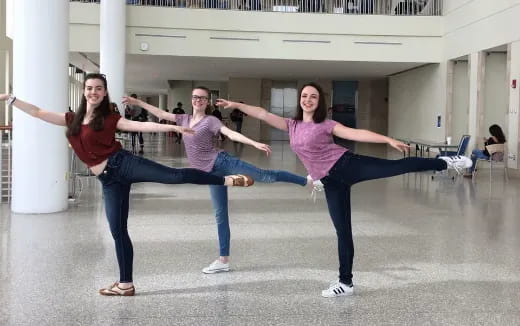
[1,135,520,325]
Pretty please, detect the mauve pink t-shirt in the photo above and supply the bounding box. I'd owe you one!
[176,114,223,172]
[286,119,348,180]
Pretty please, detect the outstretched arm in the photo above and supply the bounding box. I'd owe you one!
[333,124,410,153]
[216,99,287,131]
[117,118,194,135]
[219,126,272,156]
[0,94,66,126]
[122,96,177,122]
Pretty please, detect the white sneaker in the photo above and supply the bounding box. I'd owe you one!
[321,280,354,298]
[439,155,472,174]
[202,259,230,274]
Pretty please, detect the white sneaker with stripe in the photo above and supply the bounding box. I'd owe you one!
[438,155,472,174]
[321,280,354,298]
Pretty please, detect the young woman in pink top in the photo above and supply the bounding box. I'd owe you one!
[217,82,472,298]
[123,86,309,274]
[0,74,253,297]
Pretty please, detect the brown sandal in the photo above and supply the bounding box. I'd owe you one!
[229,174,254,187]
[99,282,135,296]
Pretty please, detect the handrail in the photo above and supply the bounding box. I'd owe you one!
[0,125,12,203]
[69,0,443,16]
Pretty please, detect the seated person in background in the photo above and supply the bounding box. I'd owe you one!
[464,124,506,177]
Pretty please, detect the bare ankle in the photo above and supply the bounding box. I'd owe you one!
[224,176,232,186]
[219,256,229,264]
[118,282,133,289]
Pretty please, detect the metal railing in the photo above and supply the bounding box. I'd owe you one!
[70,0,443,16]
[68,146,97,203]
[0,126,12,203]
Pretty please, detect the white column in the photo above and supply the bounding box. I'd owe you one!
[12,0,69,213]
[507,42,520,169]
[159,94,167,111]
[468,52,485,151]
[100,0,126,114]
[1,0,11,126]
[445,60,454,141]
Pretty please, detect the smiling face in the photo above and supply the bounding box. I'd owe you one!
[295,83,327,123]
[191,88,210,113]
[300,85,320,115]
[83,78,107,107]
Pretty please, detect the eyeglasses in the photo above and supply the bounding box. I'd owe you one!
[192,95,209,102]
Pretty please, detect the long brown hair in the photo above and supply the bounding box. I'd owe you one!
[294,82,328,123]
[66,73,112,137]
[489,124,506,143]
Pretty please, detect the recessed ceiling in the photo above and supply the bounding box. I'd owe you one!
[70,52,430,94]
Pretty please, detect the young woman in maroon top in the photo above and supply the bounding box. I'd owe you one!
[217,82,472,298]
[0,73,253,297]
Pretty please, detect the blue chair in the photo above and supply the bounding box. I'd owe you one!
[432,135,471,180]
[438,134,471,156]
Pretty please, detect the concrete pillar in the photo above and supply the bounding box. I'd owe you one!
[159,94,167,111]
[11,0,69,213]
[506,42,520,169]
[100,0,126,114]
[468,52,485,151]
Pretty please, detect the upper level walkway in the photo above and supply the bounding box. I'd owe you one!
[71,0,443,16]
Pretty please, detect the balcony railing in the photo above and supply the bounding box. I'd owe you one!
[0,126,12,203]
[70,0,443,16]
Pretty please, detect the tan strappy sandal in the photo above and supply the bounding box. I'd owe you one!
[229,174,254,187]
[99,282,135,296]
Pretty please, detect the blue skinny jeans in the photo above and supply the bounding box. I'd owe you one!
[97,149,225,282]
[208,151,307,256]
[320,152,447,285]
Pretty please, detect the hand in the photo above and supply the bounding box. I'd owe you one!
[176,126,195,135]
[122,96,140,106]
[253,142,272,156]
[215,99,235,110]
[388,138,410,153]
[0,94,10,101]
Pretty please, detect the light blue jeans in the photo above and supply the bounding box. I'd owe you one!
[469,149,489,172]
[209,151,307,256]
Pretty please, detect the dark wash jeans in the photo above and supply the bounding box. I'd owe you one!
[97,150,224,282]
[320,152,447,285]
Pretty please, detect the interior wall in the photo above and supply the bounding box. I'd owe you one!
[167,80,194,113]
[451,60,469,142]
[388,63,447,141]
[483,52,508,134]
[444,0,520,60]
[358,79,389,135]
[228,78,262,140]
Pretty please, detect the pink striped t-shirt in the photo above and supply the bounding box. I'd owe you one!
[286,119,348,180]
[176,114,223,172]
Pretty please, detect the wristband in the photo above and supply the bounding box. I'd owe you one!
[7,94,16,106]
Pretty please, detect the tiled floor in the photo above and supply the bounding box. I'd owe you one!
[1,135,519,325]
